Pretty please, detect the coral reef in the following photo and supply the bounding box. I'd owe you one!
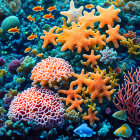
[8,86,65,128]
[31,57,73,89]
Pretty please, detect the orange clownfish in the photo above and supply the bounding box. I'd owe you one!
[24,47,31,53]
[32,5,44,12]
[8,27,20,34]
[43,13,54,19]
[27,33,37,40]
[47,5,57,11]
[85,4,94,9]
[27,15,35,22]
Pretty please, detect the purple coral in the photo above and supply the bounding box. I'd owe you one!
[0,57,6,66]
[8,59,21,74]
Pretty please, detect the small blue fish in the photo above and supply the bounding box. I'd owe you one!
[74,123,96,137]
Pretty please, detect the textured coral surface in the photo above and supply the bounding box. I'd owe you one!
[8,86,64,128]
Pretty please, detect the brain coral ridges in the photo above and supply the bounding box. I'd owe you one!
[7,86,64,129]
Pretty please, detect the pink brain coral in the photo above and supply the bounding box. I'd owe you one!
[30,57,73,89]
[7,86,64,128]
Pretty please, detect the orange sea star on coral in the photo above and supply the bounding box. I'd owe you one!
[58,86,83,112]
[86,71,116,103]
[40,26,58,49]
[89,31,106,50]
[83,108,99,125]
[106,25,126,48]
[70,69,90,91]
[71,69,116,103]
[81,50,101,68]
[96,5,121,28]
[57,22,93,53]
[78,9,98,28]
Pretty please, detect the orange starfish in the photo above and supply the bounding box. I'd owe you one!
[106,25,126,48]
[86,71,116,103]
[83,108,99,125]
[78,9,98,28]
[89,31,106,50]
[81,50,101,68]
[40,26,58,49]
[96,5,121,28]
[71,69,90,91]
[58,87,83,112]
[58,22,93,53]
[71,69,116,103]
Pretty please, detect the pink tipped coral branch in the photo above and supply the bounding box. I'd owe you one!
[114,67,140,125]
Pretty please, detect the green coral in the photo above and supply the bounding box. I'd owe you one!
[17,56,36,73]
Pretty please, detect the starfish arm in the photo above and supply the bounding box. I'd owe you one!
[42,41,49,49]
[50,26,57,33]
[113,40,119,48]
[60,11,70,17]
[51,39,57,46]
[78,6,84,14]
[70,0,75,10]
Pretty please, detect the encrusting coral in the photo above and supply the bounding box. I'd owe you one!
[58,86,83,112]
[100,46,117,64]
[56,17,71,33]
[62,69,116,104]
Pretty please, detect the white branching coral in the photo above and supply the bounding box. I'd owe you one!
[100,46,117,64]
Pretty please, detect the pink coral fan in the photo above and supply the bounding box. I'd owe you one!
[114,67,140,125]
[8,59,21,74]
[7,86,64,128]
[30,57,73,89]
[0,57,6,66]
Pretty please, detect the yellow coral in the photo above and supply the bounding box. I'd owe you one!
[107,0,124,7]
[0,69,7,77]
[8,89,17,97]
[13,75,25,84]
[5,120,13,129]
[0,107,6,113]
[56,17,71,33]
[65,109,80,122]
[120,38,140,55]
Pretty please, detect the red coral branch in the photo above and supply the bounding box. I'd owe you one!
[114,67,140,125]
